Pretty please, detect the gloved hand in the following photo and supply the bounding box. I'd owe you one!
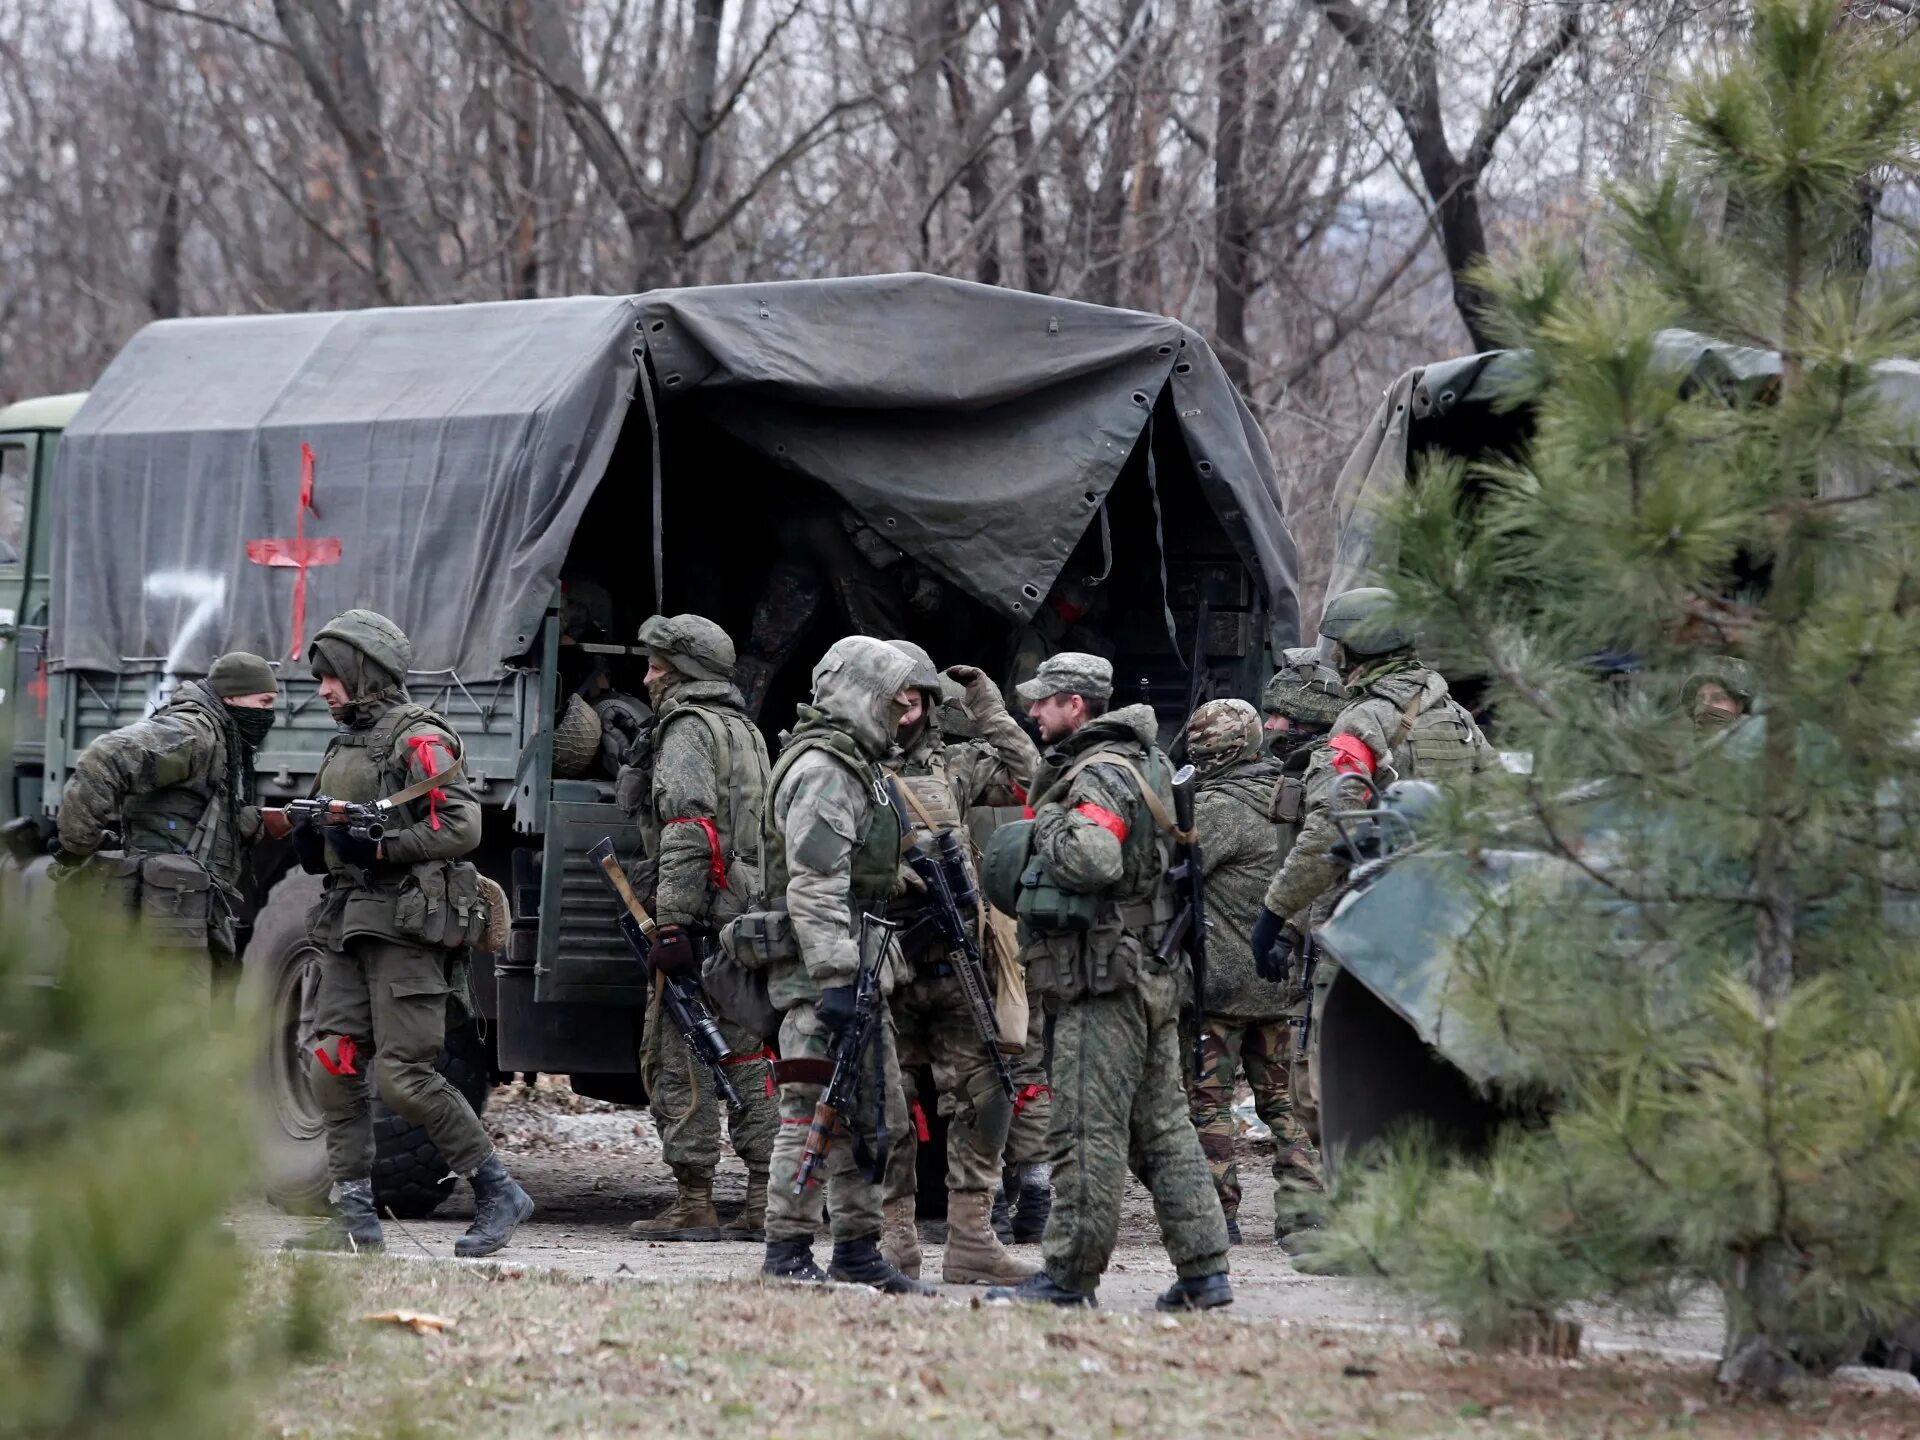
[650,924,701,978]
[1251,907,1297,983]
[47,844,89,879]
[815,983,858,1037]
[325,827,382,869]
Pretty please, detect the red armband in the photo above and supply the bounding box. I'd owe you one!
[665,815,729,889]
[403,735,451,830]
[1328,733,1376,778]
[1074,803,1128,841]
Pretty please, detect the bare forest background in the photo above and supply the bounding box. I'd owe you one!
[4,0,1908,606]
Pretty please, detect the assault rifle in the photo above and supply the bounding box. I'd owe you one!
[587,837,742,1108]
[794,913,893,1195]
[904,829,1016,1102]
[1156,764,1208,1081]
[283,796,387,843]
[1290,931,1317,1061]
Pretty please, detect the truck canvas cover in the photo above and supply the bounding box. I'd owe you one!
[51,273,1298,680]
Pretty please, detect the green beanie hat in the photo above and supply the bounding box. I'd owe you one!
[206,651,279,698]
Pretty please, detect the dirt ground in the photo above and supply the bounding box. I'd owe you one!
[232,1078,1727,1361]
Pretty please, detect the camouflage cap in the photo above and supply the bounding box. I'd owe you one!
[206,651,278,698]
[310,609,412,686]
[1261,646,1348,727]
[638,613,736,683]
[887,639,942,694]
[1184,698,1262,773]
[1015,652,1113,705]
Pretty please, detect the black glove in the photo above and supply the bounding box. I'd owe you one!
[325,827,381,869]
[1252,907,1296,983]
[651,924,701,978]
[815,983,858,1037]
[47,844,89,879]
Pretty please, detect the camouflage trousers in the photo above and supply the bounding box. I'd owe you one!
[764,998,909,1245]
[642,986,779,1180]
[1042,966,1229,1294]
[1187,1016,1320,1223]
[883,966,1014,1201]
[1002,1002,1052,1171]
[307,936,492,1181]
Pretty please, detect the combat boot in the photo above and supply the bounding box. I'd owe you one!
[630,1167,725,1241]
[1156,1273,1233,1312]
[880,1194,923,1278]
[1009,1163,1052,1243]
[991,1183,1014,1244]
[984,1270,1096,1308]
[762,1238,828,1282]
[722,1166,769,1241]
[1225,1217,1242,1246]
[829,1234,938,1295]
[455,1153,535,1258]
[282,1178,384,1254]
[941,1189,1038,1285]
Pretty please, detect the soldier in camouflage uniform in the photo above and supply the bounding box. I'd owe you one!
[758,636,935,1294]
[618,614,779,1242]
[1179,698,1319,1246]
[56,652,282,981]
[1682,657,1758,738]
[985,654,1232,1311]
[1252,590,1493,1147]
[283,610,533,1259]
[878,640,1039,1285]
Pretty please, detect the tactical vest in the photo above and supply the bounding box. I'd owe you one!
[760,727,903,916]
[643,700,772,921]
[121,684,243,891]
[1366,673,1487,782]
[1022,733,1178,1002]
[312,701,455,887]
[1268,744,1316,855]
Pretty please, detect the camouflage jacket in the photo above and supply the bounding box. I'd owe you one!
[1263,659,1490,922]
[1194,756,1293,1021]
[58,680,261,897]
[627,678,770,930]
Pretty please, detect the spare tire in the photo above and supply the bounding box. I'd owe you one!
[241,871,495,1218]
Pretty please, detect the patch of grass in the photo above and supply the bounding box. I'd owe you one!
[244,1258,1918,1440]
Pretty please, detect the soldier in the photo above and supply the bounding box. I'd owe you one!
[878,640,1039,1286]
[985,653,1232,1311]
[1179,698,1318,1247]
[283,610,533,1259]
[55,652,281,981]
[758,635,934,1294]
[1251,590,1493,1148]
[617,614,778,1242]
[1682,657,1757,738]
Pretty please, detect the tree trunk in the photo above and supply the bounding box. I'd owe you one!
[996,0,1050,292]
[938,0,1000,284]
[1212,0,1254,394]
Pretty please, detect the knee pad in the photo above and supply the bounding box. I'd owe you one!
[958,1067,1014,1154]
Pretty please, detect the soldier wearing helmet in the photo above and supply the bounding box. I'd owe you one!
[877,640,1041,1287]
[1681,656,1758,739]
[282,610,533,1260]
[616,614,779,1243]
[1179,698,1320,1247]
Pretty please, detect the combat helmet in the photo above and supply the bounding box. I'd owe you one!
[1262,646,1348,728]
[1681,656,1758,711]
[887,640,942,696]
[1319,587,1415,658]
[310,609,412,687]
[638,613,736,683]
[1183,699,1262,777]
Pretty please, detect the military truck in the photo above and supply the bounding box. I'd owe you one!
[0,273,1300,1217]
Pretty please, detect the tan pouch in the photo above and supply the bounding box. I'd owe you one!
[985,905,1028,1052]
[137,852,214,949]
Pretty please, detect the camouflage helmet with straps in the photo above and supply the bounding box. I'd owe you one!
[310,609,412,687]
[638,613,736,683]
[1320,587,1416,658]
[887,639,942,695]
[1261,646,1348,728]
[1183,698,1262,777]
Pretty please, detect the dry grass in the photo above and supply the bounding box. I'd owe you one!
[248,1256,1915,1440]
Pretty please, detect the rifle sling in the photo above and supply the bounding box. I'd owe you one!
[1056,749,1195,844]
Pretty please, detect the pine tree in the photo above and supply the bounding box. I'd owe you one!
[0,900,261,1438]
[1314,0,1920,1394]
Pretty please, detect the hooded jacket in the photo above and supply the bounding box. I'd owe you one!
[763,637,915,1008]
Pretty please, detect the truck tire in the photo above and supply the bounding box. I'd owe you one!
[241,871,495,1219]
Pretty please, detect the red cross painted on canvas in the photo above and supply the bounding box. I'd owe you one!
[246,442,342,660]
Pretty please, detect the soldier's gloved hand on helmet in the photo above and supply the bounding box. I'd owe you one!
[815,983,858,1037]
[650,923,701,978]
[325,827,381,869]
[1252,907,1297,983]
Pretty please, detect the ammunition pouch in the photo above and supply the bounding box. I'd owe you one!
[700,942,780,1043]
[1013,856,1103,934]
[979,819,1033,916]
[1271,775,1306,826]
[719,907,798,971]
[1022,895,1176,1003]
[393,859,494,950]
[136,852,218,949]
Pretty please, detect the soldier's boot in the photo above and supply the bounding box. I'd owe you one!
[721,1167,769,1241]
[455,1154,535,1259]
[828,1234,938,1296]
[990,1184,1015,1244]
[762,1238,828,1283]
[941,1189,1038,1286]
[282,1178,384,1254]
[984,1270,1096,1308]
[629,1167,725,1241]
[880,1194,923,1279]
[1226,1217,1242,1246]
[1156,1273,1234,1312]
[1009,1163,1052,1243]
